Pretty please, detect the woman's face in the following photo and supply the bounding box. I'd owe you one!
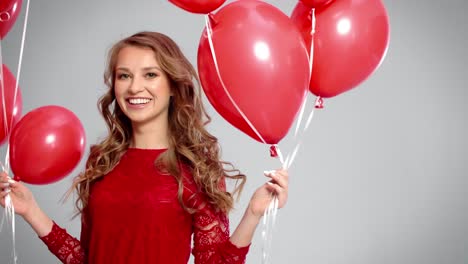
[114,45,172,129]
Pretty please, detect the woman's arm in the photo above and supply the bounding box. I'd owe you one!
[192,169,289,263]
[1,173,85,264]
[1,173,54,236]
[229,169,289,247]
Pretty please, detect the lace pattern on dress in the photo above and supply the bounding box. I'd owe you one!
[39,222,85,264]
[192,202,249,264]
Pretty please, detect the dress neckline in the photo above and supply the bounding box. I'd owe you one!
[126,147,168,152]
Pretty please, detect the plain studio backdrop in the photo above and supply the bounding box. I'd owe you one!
[1,0,467,263]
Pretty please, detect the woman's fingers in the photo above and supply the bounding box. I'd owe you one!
[266,182,283,194]
[264,169,288,189]
[1,187,11,199]
[265,182,288,208]
[264,169,289,209]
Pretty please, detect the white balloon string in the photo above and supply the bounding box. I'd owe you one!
[261,192,278,264]
[294,95,308,138]
[5,0,30,173]
[309,8,316,81]
[0,2,29,263]
[284,8,317,170]
[261,9,317,263]
[5,193,17,264]
[261,145,286,264]
[261,10,318,261]
[204,15,267,145]
[1,160,18,264]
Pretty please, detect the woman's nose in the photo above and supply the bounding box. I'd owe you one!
[128,77,145,94]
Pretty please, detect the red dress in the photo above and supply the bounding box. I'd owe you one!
[39,148,249,264]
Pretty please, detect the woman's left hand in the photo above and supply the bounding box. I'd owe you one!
[247,169,288,218]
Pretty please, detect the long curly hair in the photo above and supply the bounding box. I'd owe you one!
[70,31,246,215]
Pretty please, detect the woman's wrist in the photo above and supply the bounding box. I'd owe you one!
[246,204,263,222]
[230,206,262,247]
[24,204,53,237]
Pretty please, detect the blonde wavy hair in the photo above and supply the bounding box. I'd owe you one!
[71,31,246,215]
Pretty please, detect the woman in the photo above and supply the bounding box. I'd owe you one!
[0,31,288,264]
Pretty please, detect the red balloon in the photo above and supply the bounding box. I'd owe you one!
[291,0,390,98]
[169,0,225,14]
[0,0,22,40]
[0,64,22,145]
[9,105,86,185]
[300,0,334,9]
[198,0,309,144]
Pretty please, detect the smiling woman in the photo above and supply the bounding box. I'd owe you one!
[0,31,289,264]
[114,46,173,134]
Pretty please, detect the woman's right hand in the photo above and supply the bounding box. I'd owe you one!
[0,172,53,237]
[0,171,39,219]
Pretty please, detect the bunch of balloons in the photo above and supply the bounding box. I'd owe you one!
[169,0,390,146]
[1,0,86,185]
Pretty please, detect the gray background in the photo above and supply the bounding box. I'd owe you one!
[1,0,467,263]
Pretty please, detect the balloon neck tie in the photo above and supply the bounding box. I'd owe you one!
[207,13,217,25]
[314,96,324,109]
[269,145,279,158]
[269,144,287,170]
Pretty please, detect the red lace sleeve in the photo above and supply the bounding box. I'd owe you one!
[190,178,250,264]
[192,203,250,264]
[39,219,86,264]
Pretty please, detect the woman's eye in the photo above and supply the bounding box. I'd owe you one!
[117,73,130,80]
[146,72,158,78]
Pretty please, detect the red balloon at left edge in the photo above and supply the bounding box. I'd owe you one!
[9,105,86,185]
[169,0,226,14]
[0,64,23,145]
[0,0,22,40]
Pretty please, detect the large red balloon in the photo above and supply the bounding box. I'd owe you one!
[198,0,309,144]
[0,0,22,40]
[300,0,334,9]
[169,0,225,14]
[291,0,390,98]
[9,105,86,185]
[0,64,22,144]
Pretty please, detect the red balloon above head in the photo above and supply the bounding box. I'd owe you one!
[169,0,226,14]
[0,64,22,145]
[300,0,334,9]
[0,0,22,40]
[9,105,86,185]
[198,0,309,144]
[291,0,390,98]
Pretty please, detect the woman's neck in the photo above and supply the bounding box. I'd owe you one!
[130,120,170,149]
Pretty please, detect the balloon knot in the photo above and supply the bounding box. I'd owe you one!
[208,13,217,26]
[269,145,279,158]
[314,96,324,109]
